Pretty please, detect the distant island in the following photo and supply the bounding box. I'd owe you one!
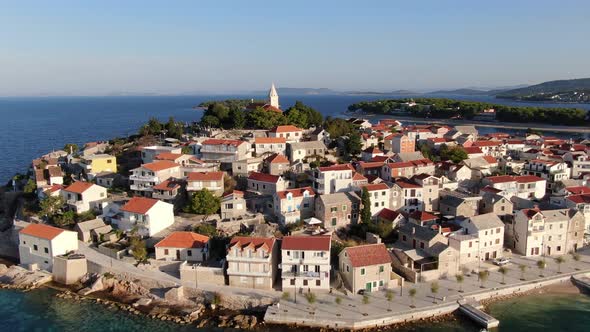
[496,78,590,103]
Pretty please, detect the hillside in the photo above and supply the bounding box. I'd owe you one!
[496,78,590,102]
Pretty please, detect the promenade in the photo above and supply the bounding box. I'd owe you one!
[265,251,590,330]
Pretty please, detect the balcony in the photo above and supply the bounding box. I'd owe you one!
[226,270,271,277]
[226,255,271,263]
[130,183,155,191]
[281,270,329,280]
[130,174,159,182]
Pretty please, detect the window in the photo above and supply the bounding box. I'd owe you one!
[379,265,384,273]
[420,242,425,249]
[402,235,407,241]
[379,280,384,286]
[496,228,501,234]
[331,207,338,212]
[342,205,347,211]
[44,247,49,254]
[316,280,321,286]
[164,249,169,255]
[290,279,295,285]
[361,268,366,275]
[33,245,38,251]
[187,250,192,256]
[495,239,500,244]
[303,280,308,286]
[346,265,349,272]
[331,218,337,226]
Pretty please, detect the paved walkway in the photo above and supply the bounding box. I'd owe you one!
[266,250,590,329]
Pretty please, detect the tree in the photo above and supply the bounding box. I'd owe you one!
[247,107,287,129]
[555,256,565,273]
[53,210,76,227]
[229,108,246,129]
[286,108,308,128]
[147,117,162,134]
[200,115,221,128]
[181,145,193,154]
[455,274,464,293]
[39,196,64,219]
[440,145,468,163]
[281,291,291,302]
[362,294,370,305]
[430,282,439,304]
[23,179,37,194]
[63,143,79,155]
[478,270,489,288]
[305,292,316,305]
[537,259,546,277]
[385,290,394,311]
[335,296,342,305]
[130,236,148,265]
[498,266,508,284]
[346,132,363,158]
[519,264,528,280]
[408,288,417,308]
[184,188,221,221]
[223,175,237,194]
[572,252,581,270]
[165,116,183,139]
[193,223,218,237]
[360,187,372,225]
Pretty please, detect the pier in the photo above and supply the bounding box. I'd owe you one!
[458,301,499,329]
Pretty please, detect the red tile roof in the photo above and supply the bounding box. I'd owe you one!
[265,153,290,164]
[344,243,392,268]
[20,223,66,240]
[521,208,542,219]
[483,156,498,164]
[566,194,590,204]
[377,208,401,221]
[282,235,331,251]
[485,175,516,184]
[473,140,502,147]
[155,231,209,248]
[462,147,484,154]
[63,181,94,194]
[515,175,544,183]
[202,139,245,147]
[143,160,180,172]
[155,153,184,161]
[409,211,438,222]
[276,187,315,199]
[223,190,245,197]
[566,186,590,195]
[363,146,383,154]
[271,125,302,133]
[395,180,421,189]
[358,161,384,169]
[153,179,181,191]
[255,137,286,144]
[361,183,389,191]
[318,164,354,172]
[352,172,368,181]
[121,197,159,214]
[229,236,275,251]
[248,172,280,183]
[187,171,224,182]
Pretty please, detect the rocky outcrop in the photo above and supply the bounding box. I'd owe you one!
[0,265,52,288]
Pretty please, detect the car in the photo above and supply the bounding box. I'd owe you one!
[493,257,511,266]
[357,289,366,295]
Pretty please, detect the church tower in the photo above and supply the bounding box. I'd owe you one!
[268,83,279,109]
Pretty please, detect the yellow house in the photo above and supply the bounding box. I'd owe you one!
[81,154,117,174]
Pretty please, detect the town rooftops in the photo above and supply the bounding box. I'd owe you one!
[462,146,484,154]
[282,235,331,251]
[248,172,281,183]
[485,175,544,184]
[187,171,225,182]
[254,137,286,144]
[153,179,182,191]
[63,181,94,194]
[409,211,438,222]
[276,187,315,199]
[465,213,504,230]
[155,231,209,248]
[565,186,590,195]
[361,183,389,191]
[20,223,66,240]
[363,146,383,154]
[229,236,275,251]
[265,153,290,164]
[566,194,590,204]
[344,243,392,268]
[121,197,159,214]
[318,191,361,205]
[318,164,354,172]
[377,208,402,221]
[142,160,180,172]
[201,139,246,147]
[155,153,184,161]
[270,125,302,133]
[358,161,385,169]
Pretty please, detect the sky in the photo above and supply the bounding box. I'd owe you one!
[1,0,590,96]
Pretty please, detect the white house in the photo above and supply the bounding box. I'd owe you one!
[358,183,390,216]
[61,181,107,213]
[116,197,174,237]
[281,235,331,292]
[313,164,354,194]
[19,223,78,272]
[460,213,505,261]
[273,187,316,225]
[155,231,209,262]
[269,125,303,143]
[247,172,287,195]
[129,161,181,195]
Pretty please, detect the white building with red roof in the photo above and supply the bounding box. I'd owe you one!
[264,153,290,176]
[273,187,316,225]
[269,125,303,143]
[482,175,546,200]
[361,146,384,162]
[199,139,251,163]
[226,236,279,289]
[115,197,174,237]
[19,223,78,271]
[186,171,225,196]
[391,180,424,212]
[313,163,354,194]
[155,231,209,262]
[358,183,390,216]
[254,137,287,156]
[247,172,287,195]
[522,159,570,191]
[61,181,107,213]
[141,145,183,164]
[281,235,332,291]
[130,161,182,195]
[339,243,394,293]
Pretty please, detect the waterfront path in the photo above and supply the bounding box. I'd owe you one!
[265,251,590,330]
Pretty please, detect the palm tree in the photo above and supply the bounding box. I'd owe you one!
[409,288,417,308]
[498,266,508,285]
[537,259,546,277]
[430,282,439,304]
[555,256,566,273]
[519,264,528,281]
[385,290,394,311]
[478,270,489,288]
[456,274,465,293]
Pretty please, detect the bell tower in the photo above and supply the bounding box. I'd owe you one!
[268,83,279,108]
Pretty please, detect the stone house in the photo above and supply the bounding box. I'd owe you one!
[339,243,394,293]
[314,192,361,230]
[155,231,209,262]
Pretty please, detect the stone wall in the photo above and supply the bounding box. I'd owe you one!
[179,262,225,287]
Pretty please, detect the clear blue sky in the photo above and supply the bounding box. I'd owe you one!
[1,0,589,96]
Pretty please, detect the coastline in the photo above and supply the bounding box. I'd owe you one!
[345,111,590,133]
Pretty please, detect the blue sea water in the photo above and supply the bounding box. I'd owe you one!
[1,94,589,183]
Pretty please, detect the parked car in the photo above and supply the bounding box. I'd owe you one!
[493,257,511,266]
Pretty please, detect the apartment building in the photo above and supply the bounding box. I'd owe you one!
[460,213,505,261]
[247,172,287,195]
[358,183,390,216]
[254,137,287,156]
[186,171,225,196]
[226,236,279,290]
[273,187,316,225]
[313,164,354,194]
[522,159,570,191]
[281,235,331,292]
[115,197,174,237]
[268,125,303,143]
[155,231,209,262]
[200,139,251,163]
[129,161,181,196]
[482,175,546,200]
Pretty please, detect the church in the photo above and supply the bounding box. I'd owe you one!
[246,83,282,113]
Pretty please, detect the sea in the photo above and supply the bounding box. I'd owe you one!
[2,94,590,330]
[1,93,590,184]
[1,287,590,331]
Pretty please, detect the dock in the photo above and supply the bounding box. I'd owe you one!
[571,275,590,292]
[458,301,500,329]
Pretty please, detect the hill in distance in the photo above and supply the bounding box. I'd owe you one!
[496,78,590,102]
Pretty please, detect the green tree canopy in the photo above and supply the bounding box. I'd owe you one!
[346,132,363,158]
[360,187,372,225]
[63,143,79,154]
[184,188,221,221]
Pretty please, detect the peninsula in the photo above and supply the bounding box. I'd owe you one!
[3,84,590,331]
